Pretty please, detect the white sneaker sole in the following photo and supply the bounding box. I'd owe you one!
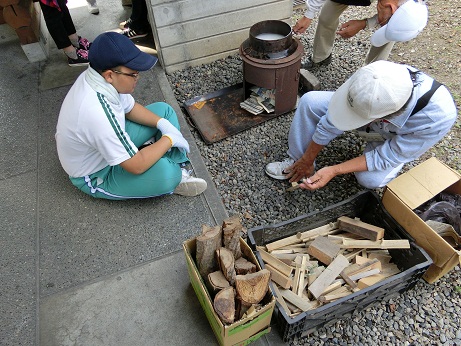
[174,179,207,196]
[265,168,289,180]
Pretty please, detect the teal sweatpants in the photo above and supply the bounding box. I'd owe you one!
[70,102,189,200]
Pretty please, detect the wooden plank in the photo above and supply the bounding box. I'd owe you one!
[279,288,315,311]
[337,216,385,241]
[340,239,410,249]
[349,268,381,281]
[343,258,381,277]
[307,236,341,265]
[271,284,291,314]
[266,264,292,289]
[308,254,350,299]
[257,246,293,277]
[266,222,338,252]
[297,256,308,297]
[318,286,352,303]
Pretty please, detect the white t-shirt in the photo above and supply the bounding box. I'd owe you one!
[56,71,137,177]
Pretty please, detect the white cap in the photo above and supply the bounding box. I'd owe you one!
[371,0,428,47]
[327,61,413,131]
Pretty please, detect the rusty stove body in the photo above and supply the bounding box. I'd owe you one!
[239,20,303,116]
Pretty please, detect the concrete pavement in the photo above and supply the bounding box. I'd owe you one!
[0,0,285,345]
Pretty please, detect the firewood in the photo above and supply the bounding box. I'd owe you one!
[349,268,381,281]
[257,246,293,277]
[307,236,341,265]
[318,286,351,303]
[207,270,230,294]
[234,257,257,275]
[265,264,292,289]
[308,254,350,299]
[222,215,243,259]
[213,287,235,324]
[217,247,236,286]
[343,258,381,277]
[271,284,291,315]
[340,239,410,249]
[337,216,385,241]
[265,222,338,252]
[235,269,271,305]
[196,225,222,278]
[279,288,316,311]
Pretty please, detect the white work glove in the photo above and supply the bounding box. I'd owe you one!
[157,118,190,153]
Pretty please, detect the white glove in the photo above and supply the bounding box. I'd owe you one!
[157,118,190,153]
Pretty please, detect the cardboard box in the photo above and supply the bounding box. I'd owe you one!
[183,237,275,346]
[382,157,461,283]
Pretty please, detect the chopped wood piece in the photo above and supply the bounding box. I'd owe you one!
[265,222,338,252]
[308,254,350,299]
[343,258,381,277]
[235,269,271,305]
[279,288,316,311]
[287,181,300,192]
[214,287,235,324]
[318,286,351,303]
[196,225,222,278]
[340,270,357,289]
[271,284,291,314]
[222,215,243,259]
[340,239,410,249]
[257,246,293,277]
[265,264,292,289]
[337,216,385,241]
[297,256,308,296]
[307,236,341,265]
[349,268,381,281]
[207,270,230,294]
[234,257,257,275]
[217,247,236,286]
[368,251,392,264]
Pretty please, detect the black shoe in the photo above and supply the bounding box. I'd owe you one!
[119,18,132,30]
[121,28,148,40]
[68,49,89,67]
[301,54,332,70]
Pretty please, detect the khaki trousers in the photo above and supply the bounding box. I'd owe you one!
[312,0,394,65]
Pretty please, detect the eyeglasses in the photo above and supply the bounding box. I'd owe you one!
[110,69,140,79]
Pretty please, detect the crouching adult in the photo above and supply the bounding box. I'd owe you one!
[56,32,207,199]
[265,61,457,190]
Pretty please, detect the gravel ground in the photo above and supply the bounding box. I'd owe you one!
[166,1,461,345]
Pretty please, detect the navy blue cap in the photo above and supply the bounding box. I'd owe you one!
[88,32,157,71]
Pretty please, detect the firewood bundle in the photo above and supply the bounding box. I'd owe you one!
[258,216,410,318]
[196,216,271,324]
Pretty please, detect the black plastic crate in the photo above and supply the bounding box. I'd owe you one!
[247,190,432,342]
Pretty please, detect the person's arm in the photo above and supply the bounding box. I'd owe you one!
[293,0,326,34]
[125,102,162,127]
[336,19,367,38]
[300,155,368,190]
[119,136,172,175]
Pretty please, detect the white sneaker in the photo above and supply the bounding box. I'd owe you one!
[174,169,207,196]
[265,158,295,180]
[87,0,99,14]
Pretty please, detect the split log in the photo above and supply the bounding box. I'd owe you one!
[234,257,257,275]
[340,239,410,249]
[214,287,236,324]
[207,270,230,294]
[222,215,243,259]
[196,225,222,278]
[217,247,236,286]
[265,263,292,289]
[235,269,271,305]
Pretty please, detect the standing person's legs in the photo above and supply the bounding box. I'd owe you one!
[364,42,395,65]
[129,0,149,31]
[312,0,348,63]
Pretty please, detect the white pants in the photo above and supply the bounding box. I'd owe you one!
[287,92,404,189]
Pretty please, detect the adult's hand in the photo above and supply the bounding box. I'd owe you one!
[299,166,337,190]
[286,157,315,183]
[293,17,312,34]
[336,19,367,38]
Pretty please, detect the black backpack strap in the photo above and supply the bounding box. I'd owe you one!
[410,79,443,116]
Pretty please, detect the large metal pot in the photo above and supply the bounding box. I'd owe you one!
[243,20,297,60]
